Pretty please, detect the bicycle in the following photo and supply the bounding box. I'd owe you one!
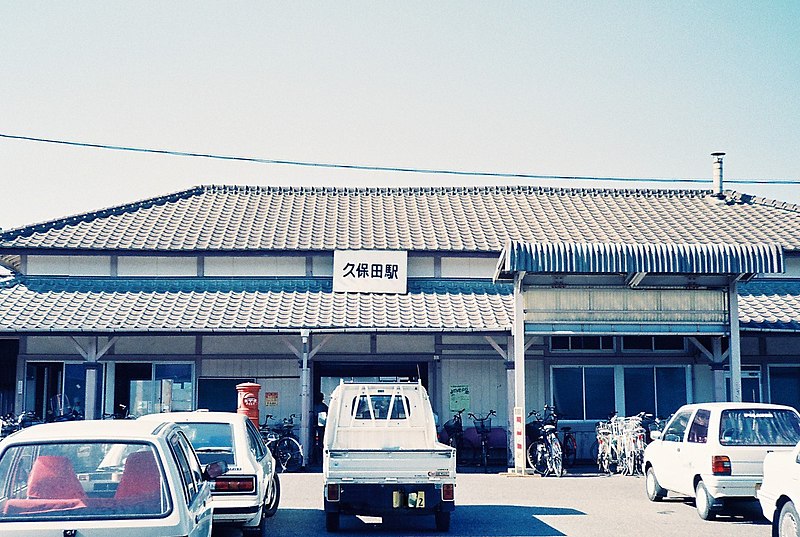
[468,410,496,473]
[442,408,475,466]
[102,404,133,420]
[560,426,578,468]
[526,406,563,477]
[260,414,304,473]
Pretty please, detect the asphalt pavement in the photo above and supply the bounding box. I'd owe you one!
[213,466,771,537]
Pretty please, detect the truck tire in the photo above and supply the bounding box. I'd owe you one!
[325,511,340,532]
[435,511,451,532]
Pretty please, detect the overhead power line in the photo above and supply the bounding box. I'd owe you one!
[1,132,798,185]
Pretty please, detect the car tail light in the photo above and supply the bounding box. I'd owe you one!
[712,456,731,475]
[212,476,256,493]
[441,483,454,501]
[327,484,340,502]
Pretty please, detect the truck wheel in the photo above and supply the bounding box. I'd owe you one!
[325,512,340,532]
[695,480,717,520]
[435,511,451,532]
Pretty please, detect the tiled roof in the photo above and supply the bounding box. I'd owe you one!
[0,277,513,333]
[3,185,800,252]
[738,280,800,331]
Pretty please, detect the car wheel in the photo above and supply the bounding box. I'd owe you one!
[435,511,451,532]
[645,466,667,502]
[778,501,800,537]
[695,480,717,520]
[325,511,340,532]
[263,472,280,518]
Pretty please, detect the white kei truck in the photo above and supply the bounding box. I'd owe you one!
[322,382,456,532]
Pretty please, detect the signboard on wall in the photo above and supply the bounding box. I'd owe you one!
[449,384,470,411]
[264,392,279,406]
[333,250,408,294]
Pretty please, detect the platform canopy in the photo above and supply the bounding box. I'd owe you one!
[495,240,784,282]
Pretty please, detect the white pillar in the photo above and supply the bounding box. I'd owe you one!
[729,282,742,402]
[300,330,311,466]
[512,272,526,471]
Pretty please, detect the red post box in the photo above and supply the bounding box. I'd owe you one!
[236,382,261,427]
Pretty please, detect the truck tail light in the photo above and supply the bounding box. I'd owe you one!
[212,476,256,493]
[327,484,340,502]
[441,483,454,501]
[712,456,731,476]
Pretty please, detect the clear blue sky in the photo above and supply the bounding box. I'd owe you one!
[1,2,798,230]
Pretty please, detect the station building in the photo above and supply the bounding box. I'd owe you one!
[1,181,799,463]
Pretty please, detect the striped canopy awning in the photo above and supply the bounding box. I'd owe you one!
[497,241,784,276]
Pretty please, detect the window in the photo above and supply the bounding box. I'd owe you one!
[352,395,410,420]
[622,336,684,351]
[662,409,692,442]
[687,409,711,444]
[623,367,687,418]
[720,409,800,447]
[169,434,198,503]
[552,367,615,420]
[551,336,613,351]
[174,423,235,466]
[245,419,267,460]
[769,366,800,409]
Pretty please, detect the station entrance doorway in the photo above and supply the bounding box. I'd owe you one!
[315,361,429,405]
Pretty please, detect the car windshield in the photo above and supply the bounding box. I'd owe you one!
[0,441,170,521]
[719,409,800,446]
[175,423,236,465]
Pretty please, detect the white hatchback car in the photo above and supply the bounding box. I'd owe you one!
[139,411,279,535]
[758,441,800,537]
[644,402,800,520]
[0,419,225,537]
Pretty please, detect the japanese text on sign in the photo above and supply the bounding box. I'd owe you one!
[333,250,408,294]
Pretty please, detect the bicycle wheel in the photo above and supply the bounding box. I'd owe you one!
[563,434,577,468]
[528,442,548,475]
[549,437,563,477]
[275,437,303,472]
[480,440,489,473]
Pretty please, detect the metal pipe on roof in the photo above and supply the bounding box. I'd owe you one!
[712,152,726,196]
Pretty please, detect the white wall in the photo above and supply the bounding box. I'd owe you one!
[408,257,435,277]
[204,256,306,277]
[202,335,296,355]
[114,336,196,355]
[27,255,111,276]
[440,257,496,279]
[118,256,196,277]
[438,358,507,425]
[377,335,434,354]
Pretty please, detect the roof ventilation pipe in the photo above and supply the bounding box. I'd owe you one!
[711,152,726,196]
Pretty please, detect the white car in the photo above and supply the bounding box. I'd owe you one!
[644,402,800,520]
[0,419,225,537]
[757,442,800,536]
[139,411,279,534]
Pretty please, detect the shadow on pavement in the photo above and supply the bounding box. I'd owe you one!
[221,505,583,536]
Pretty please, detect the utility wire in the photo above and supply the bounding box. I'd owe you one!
[1,132,798,185]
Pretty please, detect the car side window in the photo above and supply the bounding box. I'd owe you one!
[169,433,198,503]
[663,409,693,442]
[245,419,267,459]
[687,409,711,444]
[176,430,204,487]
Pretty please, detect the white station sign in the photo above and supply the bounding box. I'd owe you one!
[333,250,408,294]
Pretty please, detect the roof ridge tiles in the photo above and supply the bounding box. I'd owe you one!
[2,186,205,240]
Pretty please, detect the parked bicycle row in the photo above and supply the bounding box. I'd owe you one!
[438,405,577,476]
[595,412,664,476]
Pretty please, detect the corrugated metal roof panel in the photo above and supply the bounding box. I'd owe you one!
[501,240,784,274]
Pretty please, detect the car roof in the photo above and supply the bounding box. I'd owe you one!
[0,419,172,444]
[137,410,248,425]
[676,402,799,412]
